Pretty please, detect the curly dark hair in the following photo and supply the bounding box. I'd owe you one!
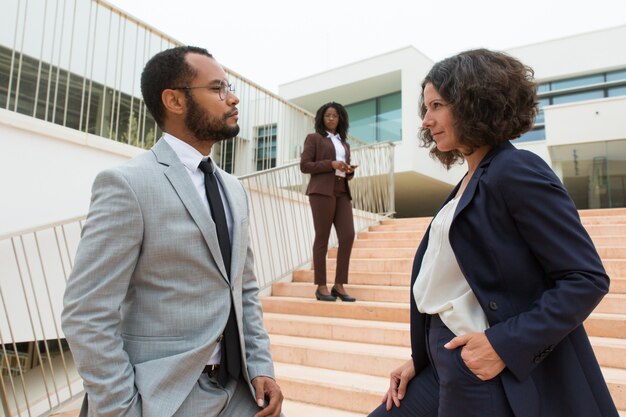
[140,46,213,129]
[419,48,538,168]
[314,102,349,140]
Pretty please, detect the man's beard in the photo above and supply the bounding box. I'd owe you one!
[185,93,240,142]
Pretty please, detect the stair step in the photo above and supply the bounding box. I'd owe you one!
[597,294,626,314]
[598,247,626,258]
[590,337,626,369]
[282,400,365,417]
[586,225,626,236]
[263,313,410,347]
[380,217,432,225]
[329,247,417,259]
[581,215,626,225]
[327,258,412,274]
[358,231,424,240]
[352,238,420,249]
[602,367,626,410]
[593,236,626,246]
[275,362,387,414]
[262,297,409,323]
[613,278,626,294]
[605,260,626,277]
[585,313,626,338]
[293,269,410,286]
[579,208,626,217]
[270,334,409,377]
[368,224,429,232]
[272,282,409,303]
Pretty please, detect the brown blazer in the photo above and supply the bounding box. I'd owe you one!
[300,132,353,199]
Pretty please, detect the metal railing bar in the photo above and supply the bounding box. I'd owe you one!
[32,0,49,118]
[12,0,29,113]
[44,0,61,123]
[18,235,55,409]
[7,237,35,417]
[34,231,73,401]
[0,216,86,241]
[62,0,78,127]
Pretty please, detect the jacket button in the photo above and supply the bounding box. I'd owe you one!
[533,355,542,364]
[489,301,498,310]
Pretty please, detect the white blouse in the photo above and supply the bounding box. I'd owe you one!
[412,197,489,336]
[326,131,347,177]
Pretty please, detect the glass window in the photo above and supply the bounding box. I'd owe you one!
[537,83,550,93]
[346,92,402,144]
[377,92,402,142]
[535,98,550,124]
[514,127,545,143]
[552,90,604,105]
[606,69,626,82]
[346,99,376,144]
[551,74,604,91]
[608,86,626,97]
[255,124,277,171]
[552,140,626,209]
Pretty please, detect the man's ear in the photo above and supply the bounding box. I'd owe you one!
[162,89,185,116]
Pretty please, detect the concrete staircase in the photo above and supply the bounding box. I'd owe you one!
[264,208,626,416]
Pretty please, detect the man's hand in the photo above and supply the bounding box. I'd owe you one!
[444,332,505,381]
[252,376,283,417]
[381,359,416,410]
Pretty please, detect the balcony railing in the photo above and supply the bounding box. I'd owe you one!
[1,0,316,176]
[0,141,394,416]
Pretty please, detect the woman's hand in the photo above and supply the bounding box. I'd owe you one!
[381,359,416,410]
[331,160,353,173]
[445,332,505,380]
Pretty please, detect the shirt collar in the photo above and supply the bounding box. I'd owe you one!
[326,131,342,141]
[162,133,212,172]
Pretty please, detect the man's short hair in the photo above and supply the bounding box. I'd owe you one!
[140,46,213,129]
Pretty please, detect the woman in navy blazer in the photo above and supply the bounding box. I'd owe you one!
[370,49,618,417]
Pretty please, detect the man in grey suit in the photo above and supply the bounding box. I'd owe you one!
[62,46,283,417]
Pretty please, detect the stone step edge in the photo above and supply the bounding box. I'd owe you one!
[263,312,410,330]
[274,362,388,393]
[270,333,410,358]
[282,400,365,417]
[265,296,410,308]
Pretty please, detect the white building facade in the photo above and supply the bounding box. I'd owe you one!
[280,25,626,217]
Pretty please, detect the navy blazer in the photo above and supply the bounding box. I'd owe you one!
[409,142,618,417]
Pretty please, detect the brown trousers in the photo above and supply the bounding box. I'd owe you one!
[308,177,355,285]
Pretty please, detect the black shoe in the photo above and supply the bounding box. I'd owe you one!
[331,286,356,302]
[315,289,337,302]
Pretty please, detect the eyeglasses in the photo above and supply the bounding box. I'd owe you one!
[171,79,235,101]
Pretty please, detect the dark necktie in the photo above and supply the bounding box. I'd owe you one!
[198,159,241,385]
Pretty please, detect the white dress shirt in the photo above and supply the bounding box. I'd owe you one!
[326,131,347,177]
[162,133,233,364]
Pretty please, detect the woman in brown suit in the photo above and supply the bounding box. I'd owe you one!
[300,102,357,302]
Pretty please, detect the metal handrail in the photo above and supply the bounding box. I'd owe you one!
[241,141,395,288]
[0,141,395,416]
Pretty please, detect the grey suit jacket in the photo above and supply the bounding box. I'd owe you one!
[62,138,274,417]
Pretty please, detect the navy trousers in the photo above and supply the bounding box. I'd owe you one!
[369,315,515,417]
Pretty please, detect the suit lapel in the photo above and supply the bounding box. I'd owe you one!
[453,142,512,220]
[152,139,230,283]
